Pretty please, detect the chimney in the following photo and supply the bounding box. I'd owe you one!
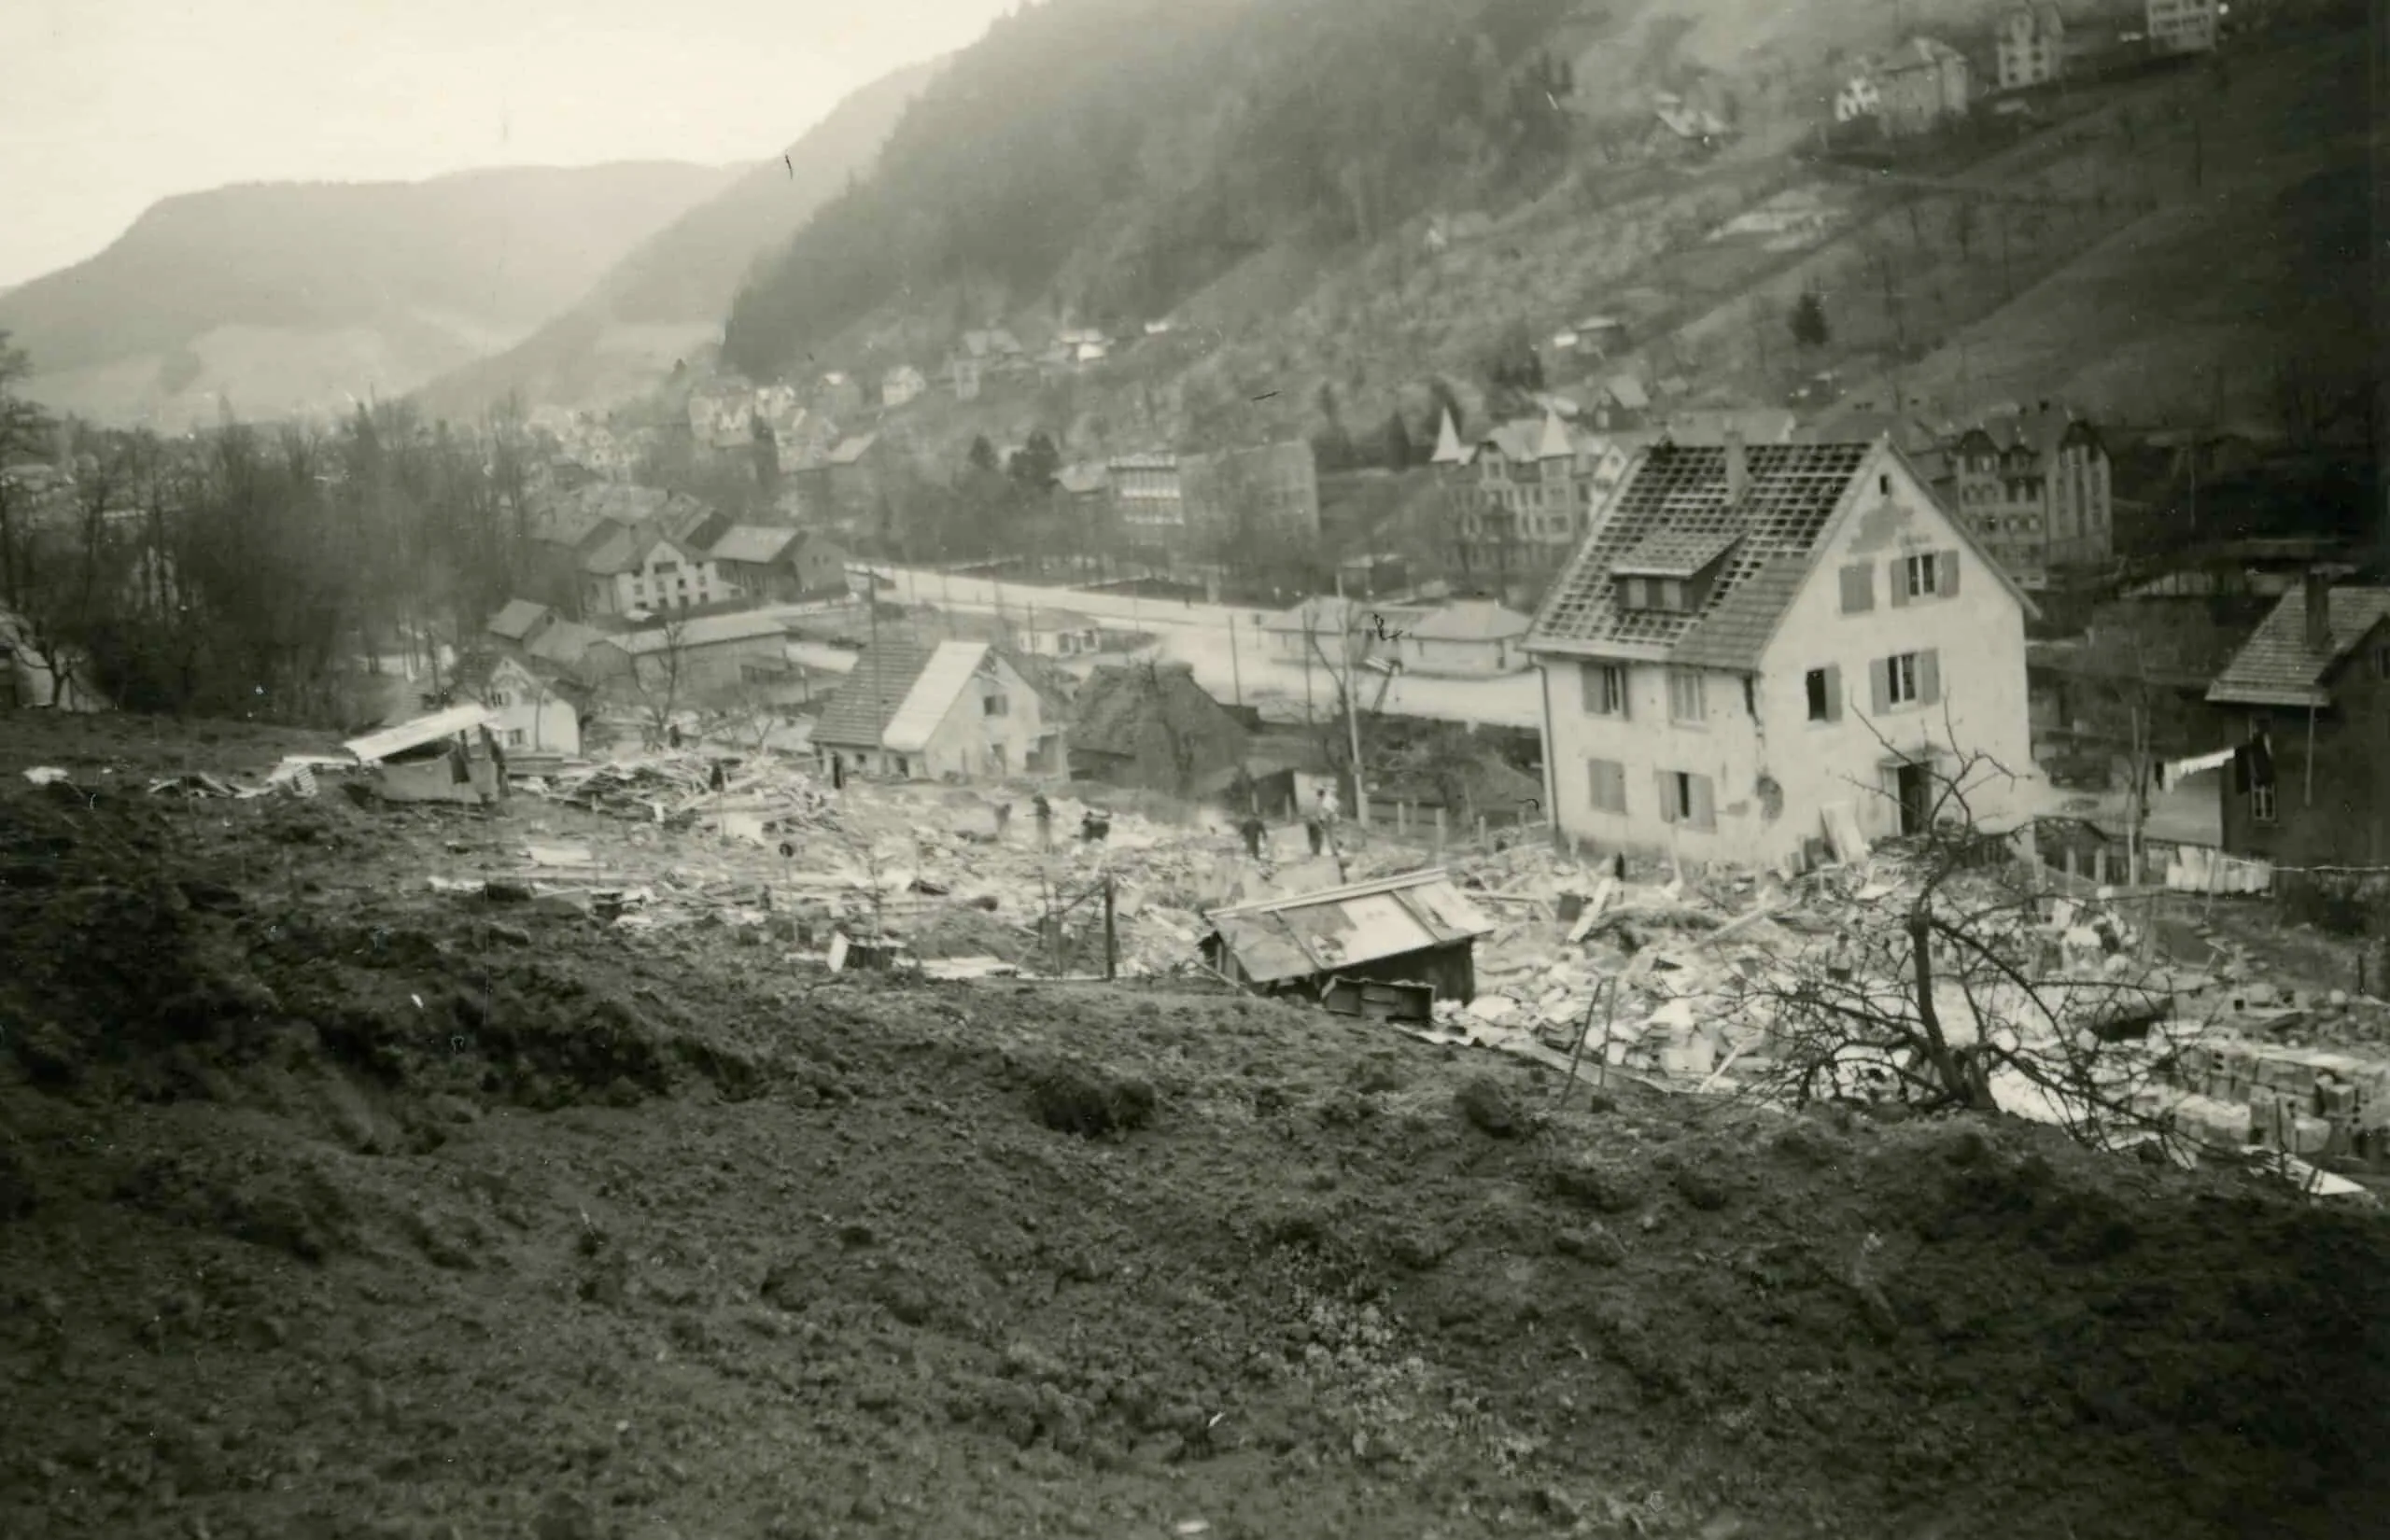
[1723,427,1748,503]
[2304,568,2332,653]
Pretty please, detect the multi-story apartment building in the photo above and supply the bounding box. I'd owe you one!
[1183,441,1322,548]
[1107,452,1186,558]
[1934,405,2113,588]
[1432,410,1658,596]
[1996,3,2068,90]
[2146,0,2218,53]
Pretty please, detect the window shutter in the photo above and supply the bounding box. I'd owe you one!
[1587,759,1603,806]
[1870,657,1891,714]
[1610,762,1627,813]
[1823,664,1844,722]
[1838,563,1874,613]
[1688,774,1716,831]
[1616,667,1631,721]
[1941,549,1961,595]
[1888,558,1910,608]
[1919,649,1942,706]
[1654,770,1678,824]
[1581,664,1600,714]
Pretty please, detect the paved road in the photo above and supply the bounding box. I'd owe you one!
[863,564,1547,730]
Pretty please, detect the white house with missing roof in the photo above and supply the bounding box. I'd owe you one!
[1524,434,2040,867]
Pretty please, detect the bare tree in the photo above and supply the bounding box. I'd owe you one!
[619,615,693,749]
[1721,721,2186,1153]
[695,678,785,757]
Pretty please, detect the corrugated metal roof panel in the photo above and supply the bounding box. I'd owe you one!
[1212,912,1316,985]
[1397,880,1497,943]
[1204,869,1493,984]
[344,705,498,763]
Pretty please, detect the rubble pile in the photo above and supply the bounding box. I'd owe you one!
[537,752,837,835]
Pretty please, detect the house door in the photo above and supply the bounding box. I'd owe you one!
[1894,761,1930,836]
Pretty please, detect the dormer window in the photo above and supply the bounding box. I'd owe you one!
[1621,577,1691,612]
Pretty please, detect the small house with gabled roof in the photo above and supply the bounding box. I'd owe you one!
[811,637,1063,781]
[2205,578,2390,868]
[1525,432,2040,864]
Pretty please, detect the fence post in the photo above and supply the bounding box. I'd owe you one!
[1435,806,1446,856]
[1103,875,1118,983]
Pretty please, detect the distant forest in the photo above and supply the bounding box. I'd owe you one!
[722,0,1579,378]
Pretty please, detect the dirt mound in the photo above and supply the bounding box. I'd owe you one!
[1,763,2385,1540]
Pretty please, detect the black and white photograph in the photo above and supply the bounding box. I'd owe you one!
[0,0,2383,1535]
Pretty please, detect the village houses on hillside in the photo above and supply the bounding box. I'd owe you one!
[1525,433,2042,867]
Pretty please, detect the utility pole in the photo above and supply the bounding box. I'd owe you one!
[1227,611,1244,708]
[1336,570,1368,832]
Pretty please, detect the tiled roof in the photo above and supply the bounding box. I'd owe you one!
[486,599,552,640]
[527,621,606,668]
[1259,595,1369,636]
[618,612,791,655]
[579,524,647,576]
[1604,375,1651,410]
[1405,599,1532,643]
[1527,441,1877,665]
[1656,409,1799,446]
[1612,525,1746,578]
[2206,586,2390,708]
[709,525,799,565]
[811,637,935,748]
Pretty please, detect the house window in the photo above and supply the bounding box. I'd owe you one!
[984,693,1009,717]
[1586,757,1627,813]
[488,691,509,707]
[506,729,526,748]
[1904,553,1941,598]
[1668,668,1706,723]
[2251,782,2277,824]
[1655,770,1717,831]
[1805,667,1839,721]
[1582,664,1628,717]
[2374,643,2389,680]
[1887,651,1920,707]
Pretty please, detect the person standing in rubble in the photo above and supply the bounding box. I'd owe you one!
[1236,811,1269,861]
[993,800,1014,838]
[1032,791,1053,848]
[1081,806,1111,844]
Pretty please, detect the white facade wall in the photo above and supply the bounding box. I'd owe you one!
[1406,635,1527,677]
[1539,456,2034,866]
[484,663,582,757]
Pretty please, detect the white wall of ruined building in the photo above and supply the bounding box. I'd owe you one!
[911,660,1055,780]
[1754,459,2036,851]
[1540,458,2034,866]
[1540,655,1765,862]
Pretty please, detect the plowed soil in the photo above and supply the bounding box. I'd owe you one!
[2,716,2385,1540]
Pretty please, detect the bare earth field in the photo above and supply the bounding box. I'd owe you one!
[2,713,2385,1540]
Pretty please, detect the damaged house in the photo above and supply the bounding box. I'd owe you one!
[1525,432,2040,866]
[812,637,1065,781]
[1066,661,1248,796]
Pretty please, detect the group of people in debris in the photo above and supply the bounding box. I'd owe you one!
[977,784,1343,863]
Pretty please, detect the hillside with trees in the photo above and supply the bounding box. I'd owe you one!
[712,0,2369,482]
[415,58,944,419]
[0,163,741,430]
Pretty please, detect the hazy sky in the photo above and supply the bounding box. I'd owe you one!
[0,0,1018,288]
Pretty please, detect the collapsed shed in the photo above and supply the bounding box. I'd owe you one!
[1201,868,1497,1009]
[343,704,504,805]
